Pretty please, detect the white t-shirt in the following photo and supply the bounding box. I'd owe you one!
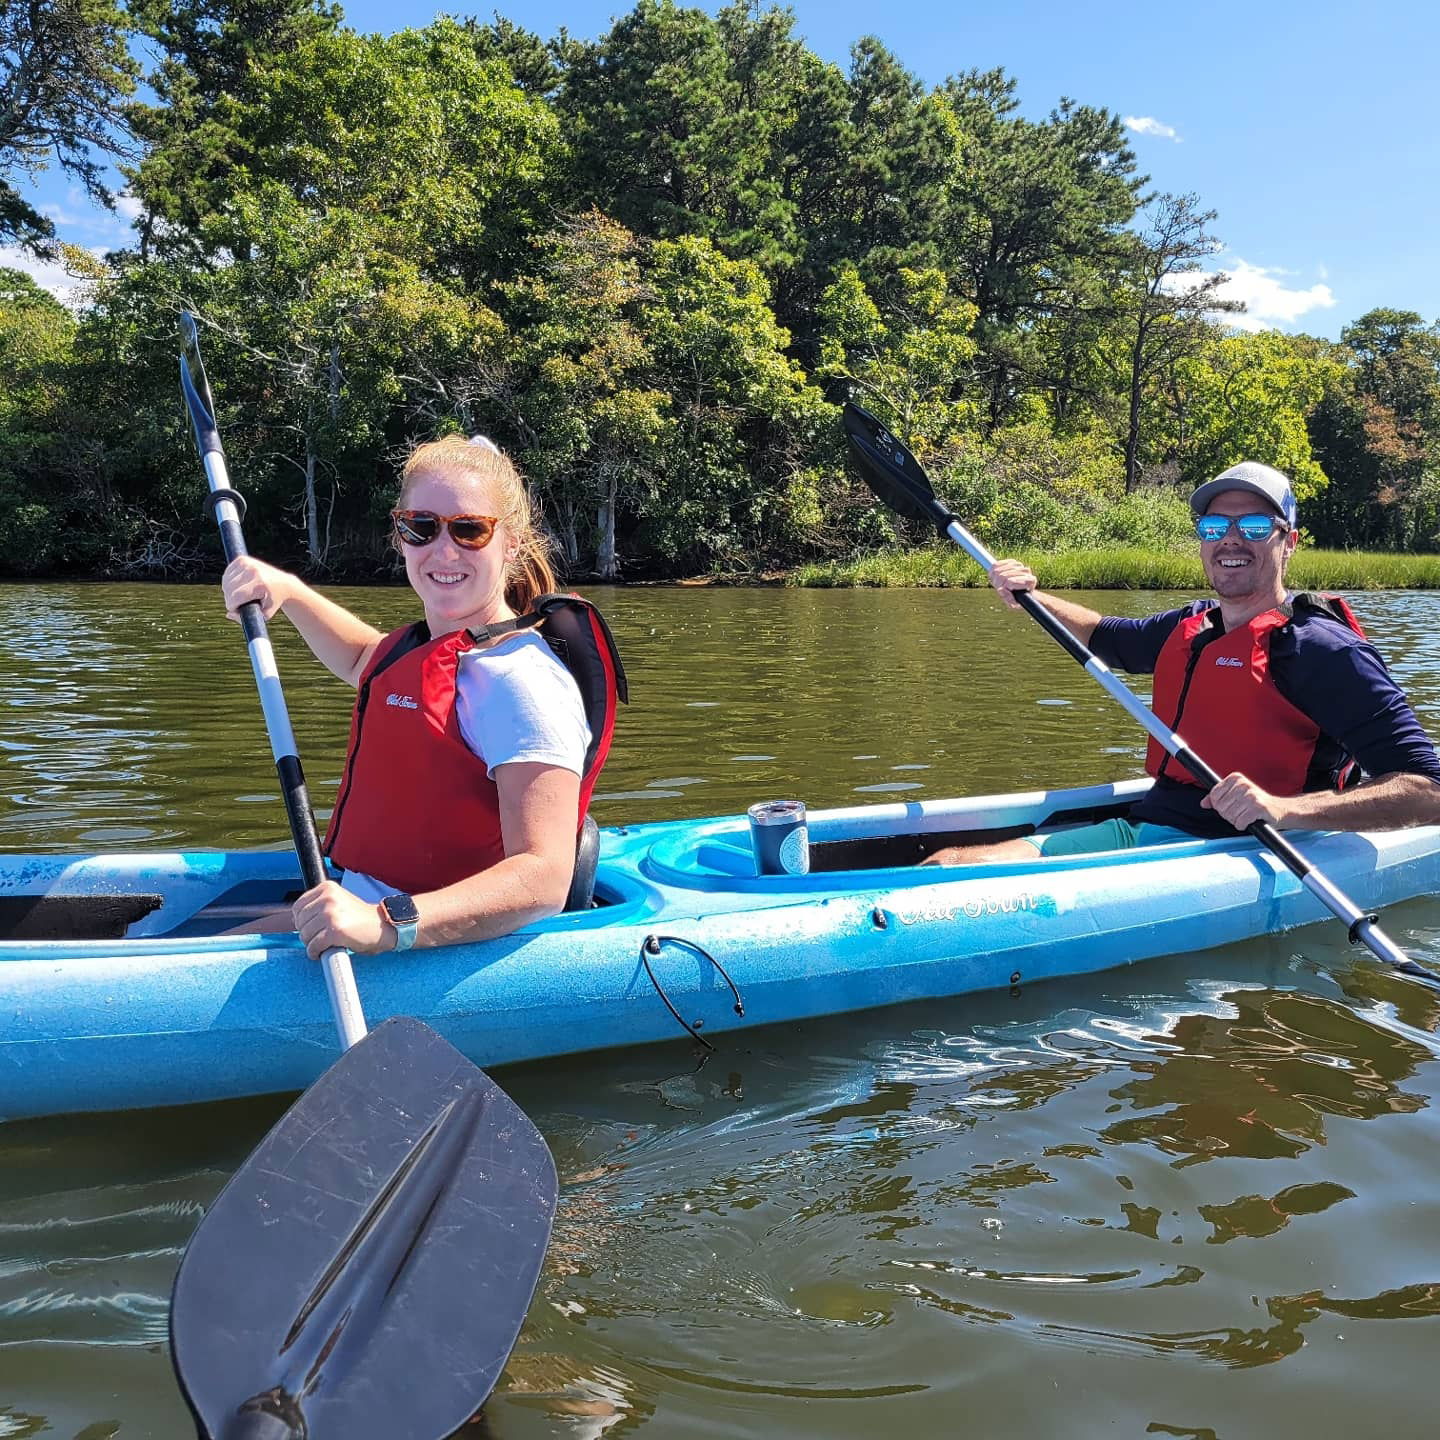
[455,630,591,777]
[340,630,591,902]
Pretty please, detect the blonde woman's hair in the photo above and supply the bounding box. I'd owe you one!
[398,435,558,612]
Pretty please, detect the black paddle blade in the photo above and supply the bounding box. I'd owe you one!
[178,311,223,459]
[179,313,216,420]
[842,401,956,536]
[170,1016,557,1440]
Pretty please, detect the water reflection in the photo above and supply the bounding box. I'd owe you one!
[1099,988,1432,1165]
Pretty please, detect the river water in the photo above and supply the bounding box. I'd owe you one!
[2,581,1439,1439]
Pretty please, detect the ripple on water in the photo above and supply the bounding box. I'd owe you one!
[0,1181,211,1347]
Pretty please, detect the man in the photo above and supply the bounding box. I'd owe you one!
[927,460,1440,864]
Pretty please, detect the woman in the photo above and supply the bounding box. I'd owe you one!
[222,435,620,958]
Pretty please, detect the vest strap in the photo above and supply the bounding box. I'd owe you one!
[466,614,537,645]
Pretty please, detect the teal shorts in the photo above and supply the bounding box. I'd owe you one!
[1021,817,1196,857]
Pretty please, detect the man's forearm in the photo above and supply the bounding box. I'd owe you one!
[1026,592,1104,649]
[1279,772,1440,831]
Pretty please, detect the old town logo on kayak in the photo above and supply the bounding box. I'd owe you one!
[961,892,1039,920]
[1214,656,1244,667]
[385,693,419,709]
[897,892,1039,924]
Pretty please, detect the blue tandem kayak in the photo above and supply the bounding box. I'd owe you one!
[2,777,1437,1123]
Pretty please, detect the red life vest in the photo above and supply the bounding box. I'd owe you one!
[1146,593,1366,795]
[324,594,626,893]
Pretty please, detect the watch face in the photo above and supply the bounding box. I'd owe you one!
[382,893,420,925]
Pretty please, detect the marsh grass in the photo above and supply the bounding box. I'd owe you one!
[794,546,1440,591]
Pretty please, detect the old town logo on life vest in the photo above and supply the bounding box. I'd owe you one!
[324,594,628,894]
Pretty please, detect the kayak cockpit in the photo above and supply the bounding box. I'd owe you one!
[642,778,1168,891]
[0,890,164,940]
[808,785,1150,871]
[0,848,654,947]
[0,851,307,943]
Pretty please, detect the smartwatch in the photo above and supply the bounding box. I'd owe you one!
[379,893,420,952]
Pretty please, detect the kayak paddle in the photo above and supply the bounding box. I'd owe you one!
[178,310,365,1045]
[842,400,1438,987]
[169,1015,555,1440]
[170,312,557,1438]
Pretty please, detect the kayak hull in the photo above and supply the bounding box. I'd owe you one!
[2,779,1437,1122]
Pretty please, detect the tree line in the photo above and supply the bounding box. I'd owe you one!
[2,0,1439,580]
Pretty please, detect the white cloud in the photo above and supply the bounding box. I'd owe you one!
[1124,115,1181,142]
[0,244,102,306]
[115,192,143,222]
[1204,258,1337,332]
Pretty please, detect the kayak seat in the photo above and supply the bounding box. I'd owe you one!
[0,892,163,941]
[565,814,601,912]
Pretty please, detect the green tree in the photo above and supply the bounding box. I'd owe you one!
[0,262,185,576]
[936,71,1142,430]
[482,209,669,578]
[639,234,831,569]
[1106,193,1241,490]
[556,0,805,268]
[1171,330,1340,498]
[0,0,140,252]
[461,14,563,96]
[816,260,978,452]
[142,21,555,565]
[160,19,557,282]
[1308,309,1440,548]
[822,37,950,283]
[126,0,341,256]
[556,1,952,346]
[186,197,492,566]
[0,268,76,569]
[774,36,952,354]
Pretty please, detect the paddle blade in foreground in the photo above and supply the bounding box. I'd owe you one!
[171,1016,557,1440]
[842,401,955,535]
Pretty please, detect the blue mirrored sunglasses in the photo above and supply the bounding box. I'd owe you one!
[1194,513,1286,543]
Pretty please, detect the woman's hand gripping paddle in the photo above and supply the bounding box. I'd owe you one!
[842,400,1436,987]
[169,313,558,1439]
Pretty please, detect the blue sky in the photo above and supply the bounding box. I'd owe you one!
[9,0,1437,339]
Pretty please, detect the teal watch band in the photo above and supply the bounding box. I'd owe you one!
[380,893,420,952]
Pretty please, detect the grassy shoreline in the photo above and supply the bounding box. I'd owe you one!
[9,548,1440,591]
[792,546,1440,591]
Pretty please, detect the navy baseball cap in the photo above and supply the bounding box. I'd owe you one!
[1189,462,1298,527]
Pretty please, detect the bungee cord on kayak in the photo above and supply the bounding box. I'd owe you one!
[640,933,747,1052]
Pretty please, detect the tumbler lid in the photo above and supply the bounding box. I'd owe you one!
[747,799,805,825]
